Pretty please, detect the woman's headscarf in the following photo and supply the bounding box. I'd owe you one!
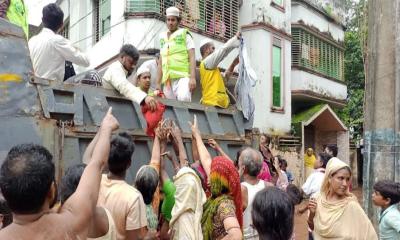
[202,156,243,240]
[313,157,378,240]
[320,157,351,196]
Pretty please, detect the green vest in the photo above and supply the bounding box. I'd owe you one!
[160,28,190,84]
[6,0,28,38]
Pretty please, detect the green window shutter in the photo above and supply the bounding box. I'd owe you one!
[100,0,111,37]
[272,46,282,107]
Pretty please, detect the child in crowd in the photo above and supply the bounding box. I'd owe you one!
[281,159,294,184]
[372,180,400,240]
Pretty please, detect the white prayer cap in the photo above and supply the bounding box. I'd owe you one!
[166,7,180,17]
[200,39,213,48]
[136,66,150,77]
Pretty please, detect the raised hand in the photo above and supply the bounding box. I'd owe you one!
[308,198,317,215]
[188,115,200,137]
[101,107,119,131]
[208,139,220,150]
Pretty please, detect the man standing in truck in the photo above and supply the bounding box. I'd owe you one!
[29,4,90,82]
[0,0,28,38]
[156,6,196,102]
[199,32,241,108]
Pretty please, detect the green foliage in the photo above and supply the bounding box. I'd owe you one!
[336,1,368,140]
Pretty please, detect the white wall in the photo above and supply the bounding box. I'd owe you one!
[240,0,291,34]
[291,69,347,100]
[291,2,344,42]
[242,29,292,134]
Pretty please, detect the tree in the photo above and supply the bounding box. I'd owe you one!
[337,0,368,140]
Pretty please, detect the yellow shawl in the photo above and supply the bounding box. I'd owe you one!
[304,148,316,168]
[313,158,377,240]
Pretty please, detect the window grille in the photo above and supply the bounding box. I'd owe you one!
[93,0,111,43]
[125,0,239,40]
[292,27,344,81]
[60,19,70,39]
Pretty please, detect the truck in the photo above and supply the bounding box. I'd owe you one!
[0,18,248,183]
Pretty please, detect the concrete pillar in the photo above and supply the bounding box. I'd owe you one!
[363,0,400,224]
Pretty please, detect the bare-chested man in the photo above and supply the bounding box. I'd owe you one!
[0,108,119,240]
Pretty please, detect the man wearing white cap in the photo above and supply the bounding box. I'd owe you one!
[199,32,241,108]
[156,6,196,102]
[136,65,163,97]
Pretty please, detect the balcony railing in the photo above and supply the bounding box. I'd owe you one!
[292,26,344,81]
[125,0,239,40]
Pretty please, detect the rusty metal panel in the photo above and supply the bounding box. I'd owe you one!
[0,19,40,117]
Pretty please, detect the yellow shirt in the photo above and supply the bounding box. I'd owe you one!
[200,61,229,108]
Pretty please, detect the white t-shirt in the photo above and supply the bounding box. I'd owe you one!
[302,168,325,197]
[29,28,90,81]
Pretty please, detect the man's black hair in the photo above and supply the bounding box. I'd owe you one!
[326,144,338,157]
[318,152,331,169]
[59,164,86,204]
[0,144,55,214]
[42,3,64,32]
[200,43,212,58]
[252,187,294,240]
[373,180,400,205]
[120,44,140,62]
[0,193,12,228]
[286,184,303,206]
[108,132,135,175]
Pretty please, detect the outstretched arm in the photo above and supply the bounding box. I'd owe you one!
[188,49,196,93]
[189,115,212,178]
[149,136,161,171]
[62,108,119,237]
[156,57,163,90]
[170,122,188,167]
[204,32,241,70]
[208,139,233,162]
[82,131,100,164]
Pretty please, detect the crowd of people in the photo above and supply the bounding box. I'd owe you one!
[0,109,399,239]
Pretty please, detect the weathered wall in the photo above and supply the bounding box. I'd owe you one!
[239,0,291,34]
[363,0,400,224]
[271,146,303,186]
[291,1,344,42]
[291,69,347,101]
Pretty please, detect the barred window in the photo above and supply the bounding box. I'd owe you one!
[93,0,111,43]
[125,0,239,40]
[292,26,344,81]
[60,18,70,39]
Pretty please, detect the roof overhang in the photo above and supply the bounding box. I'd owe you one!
[293,104,347,131]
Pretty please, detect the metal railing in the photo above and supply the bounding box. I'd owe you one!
[292,27,344,81]
[125,0,239,40]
